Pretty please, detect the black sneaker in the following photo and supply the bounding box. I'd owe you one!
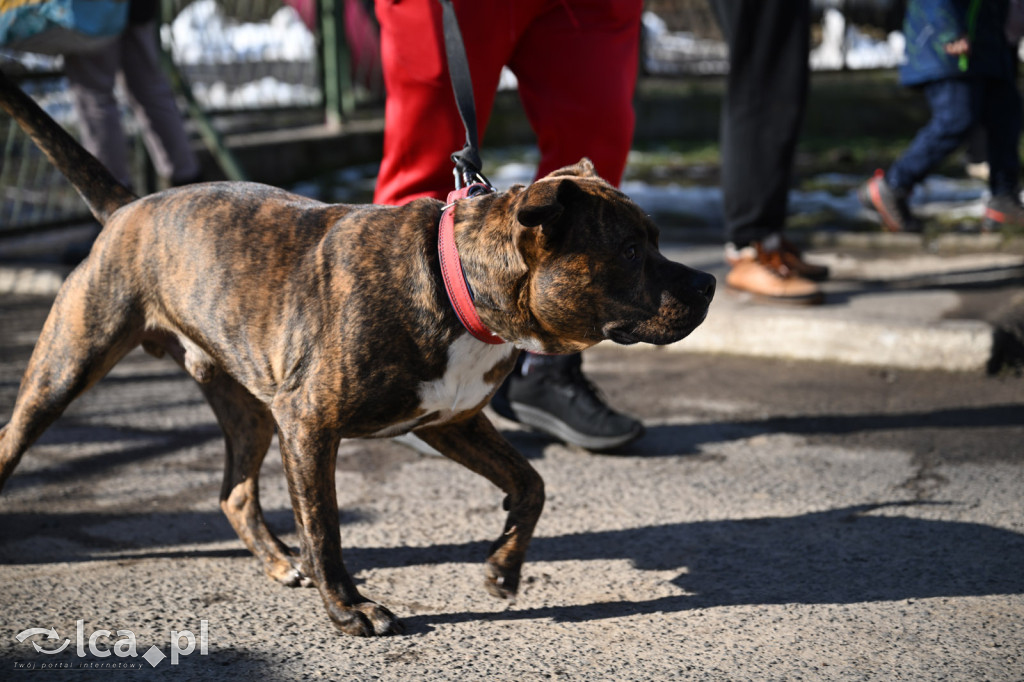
[984,194,1024,231]
[494,353,643,451]
[858,170,922,233]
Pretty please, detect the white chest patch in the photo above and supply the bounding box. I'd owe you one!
[419,335,514,420]
[368,335,514,439]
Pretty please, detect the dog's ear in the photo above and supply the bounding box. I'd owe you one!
[517,158,597,228]
[544,158,599,181]
[516,180,564,228]
[516,178,584,230]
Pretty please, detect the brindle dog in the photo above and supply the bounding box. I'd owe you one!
[0,70,714,636]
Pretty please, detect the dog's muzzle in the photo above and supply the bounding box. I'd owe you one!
[604,268,716,346]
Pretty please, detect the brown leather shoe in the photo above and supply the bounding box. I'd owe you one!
[778,237,830,282]
[725,242,824,305]
[726,237,829,282]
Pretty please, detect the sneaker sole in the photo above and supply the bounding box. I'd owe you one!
[725,283,824,306]
[391,433,443,457]
[509,402,644,451]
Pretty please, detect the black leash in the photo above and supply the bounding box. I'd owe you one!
[437,0,493,191]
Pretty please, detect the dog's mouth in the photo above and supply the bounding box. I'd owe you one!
[605,327,642,345]
[602,283,714,346]
[603,309,708,346]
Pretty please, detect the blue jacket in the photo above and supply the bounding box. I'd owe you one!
[900,0,1014,86]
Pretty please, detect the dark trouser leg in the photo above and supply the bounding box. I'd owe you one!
[979,76,1023,198]
[708,0,810,247]
[980,73,1024,228]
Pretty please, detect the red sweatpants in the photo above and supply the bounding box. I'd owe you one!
[373,0,643,204]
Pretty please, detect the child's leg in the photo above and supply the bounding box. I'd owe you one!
[886,78,976,193]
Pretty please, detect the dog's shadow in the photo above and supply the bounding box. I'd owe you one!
[2,501,1021,633]
[362,501,1024,632]
[2,401,1022,632]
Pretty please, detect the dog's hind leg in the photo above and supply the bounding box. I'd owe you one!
[198,374,314,587]
[415,413,545,601]
[0,271,141,492]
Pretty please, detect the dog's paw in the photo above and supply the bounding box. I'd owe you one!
[484,561,520,601]
[267,560,315,588]
[329,601,405,637]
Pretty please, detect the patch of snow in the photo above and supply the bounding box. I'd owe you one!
[161,0,314,65]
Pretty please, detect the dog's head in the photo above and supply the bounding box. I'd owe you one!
[468,159,715,355]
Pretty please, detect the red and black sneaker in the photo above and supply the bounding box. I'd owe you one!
[983,194,1024,231]
[858,169,923,233]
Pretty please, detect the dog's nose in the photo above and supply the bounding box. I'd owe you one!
[692,270,716,303]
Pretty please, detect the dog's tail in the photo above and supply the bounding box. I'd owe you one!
[0,68,136,225]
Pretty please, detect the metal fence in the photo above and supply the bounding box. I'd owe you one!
[0,65,153,236]
[161,0,335,113]
[1,0,903,237]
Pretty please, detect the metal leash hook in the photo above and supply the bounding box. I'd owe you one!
[452,154,494,194]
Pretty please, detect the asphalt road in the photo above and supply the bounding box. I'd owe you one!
[0,293,1022,681]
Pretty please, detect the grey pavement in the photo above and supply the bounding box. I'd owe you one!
[3,224,1023,373]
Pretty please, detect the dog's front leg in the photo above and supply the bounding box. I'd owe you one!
[415,413,545,600]
[276,419,404,636]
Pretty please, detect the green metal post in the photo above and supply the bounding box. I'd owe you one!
[319,0,355,129]
[159,0,247,181]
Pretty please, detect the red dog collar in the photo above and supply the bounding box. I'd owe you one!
[438,185,505,345]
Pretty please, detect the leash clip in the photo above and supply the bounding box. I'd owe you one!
[452,160,494,193]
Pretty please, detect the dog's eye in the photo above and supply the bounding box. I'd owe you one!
[622,244,639,261]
